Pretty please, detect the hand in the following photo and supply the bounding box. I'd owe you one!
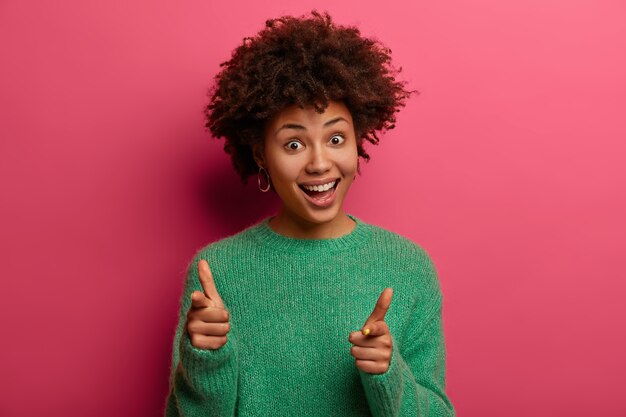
[349,288,394,374]
[186,259,230,350]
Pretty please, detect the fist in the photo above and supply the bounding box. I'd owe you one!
[186,259,230,350]
[349,288,394,374]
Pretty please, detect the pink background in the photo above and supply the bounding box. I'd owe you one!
[1,0,625,415]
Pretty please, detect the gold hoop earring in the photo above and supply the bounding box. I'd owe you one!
[258,166,271,192]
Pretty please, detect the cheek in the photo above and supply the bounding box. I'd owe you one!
[266,155,299,185]
[337,149,359,174]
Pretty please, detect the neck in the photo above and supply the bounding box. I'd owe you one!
[268,207,356,239]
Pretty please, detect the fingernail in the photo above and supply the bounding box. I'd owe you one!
[362,328,370,336]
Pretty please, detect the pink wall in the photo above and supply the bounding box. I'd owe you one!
[1,1,625,415]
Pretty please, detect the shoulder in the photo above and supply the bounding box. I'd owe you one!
[360,219,441,299]
[186,218,266,270]
[357,219,443,326]
[363,221,437,271]
[180,219,266,295]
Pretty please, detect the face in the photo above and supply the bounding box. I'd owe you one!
[255,101,359,228]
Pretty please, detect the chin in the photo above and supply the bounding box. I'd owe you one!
[301,208,342,224]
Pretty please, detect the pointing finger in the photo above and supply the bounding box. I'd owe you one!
[197,259,224,307]
[360,320,390,337]
[362,288,393,335]
[349,331,384,347]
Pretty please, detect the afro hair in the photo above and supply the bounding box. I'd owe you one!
[205,10,416,184]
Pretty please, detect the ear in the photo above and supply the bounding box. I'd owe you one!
[252,142,266,168]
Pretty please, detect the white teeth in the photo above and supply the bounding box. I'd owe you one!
[302,181,336,192]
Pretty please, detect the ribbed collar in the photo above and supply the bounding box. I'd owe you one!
[250,214,372,254]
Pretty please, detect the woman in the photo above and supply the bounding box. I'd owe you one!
[165,11,455,417]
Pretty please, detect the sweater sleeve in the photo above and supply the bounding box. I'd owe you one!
[358,249,455,417]
[164,254,239,417]
[358,297,454,417]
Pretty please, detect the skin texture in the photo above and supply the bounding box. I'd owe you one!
[186,101,395,375]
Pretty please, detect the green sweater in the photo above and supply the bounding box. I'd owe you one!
[165,214,455,416]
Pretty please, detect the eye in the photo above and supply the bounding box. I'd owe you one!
[329,134,345,145]
[285,140,303,151]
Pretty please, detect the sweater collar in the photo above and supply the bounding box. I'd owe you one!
[251,213,371,254]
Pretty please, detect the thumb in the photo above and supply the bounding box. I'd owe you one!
[197,259,224,308]
[362,288,393,335]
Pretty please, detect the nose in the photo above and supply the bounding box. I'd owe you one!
[305,143,332,174]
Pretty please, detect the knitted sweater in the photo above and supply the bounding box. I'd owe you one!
[165,214,455,417]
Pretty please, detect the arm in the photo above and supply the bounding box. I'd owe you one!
[359,296,454,417]
[164,255,239,417]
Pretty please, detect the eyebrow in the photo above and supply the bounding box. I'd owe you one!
[274,117,348,136]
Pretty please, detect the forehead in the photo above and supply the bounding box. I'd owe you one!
[268,101,353,129]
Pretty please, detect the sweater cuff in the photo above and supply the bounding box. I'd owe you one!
[358,336,404,415]
[178,331,238,386]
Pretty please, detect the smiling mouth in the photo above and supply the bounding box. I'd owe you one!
[298,178,341,205]
[298,179,341,197]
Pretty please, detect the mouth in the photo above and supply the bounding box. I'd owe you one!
[298,178,340,207]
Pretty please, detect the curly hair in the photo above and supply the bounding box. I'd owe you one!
[205,10,416,184]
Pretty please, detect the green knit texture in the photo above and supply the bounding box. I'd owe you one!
[165,214,455,416]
